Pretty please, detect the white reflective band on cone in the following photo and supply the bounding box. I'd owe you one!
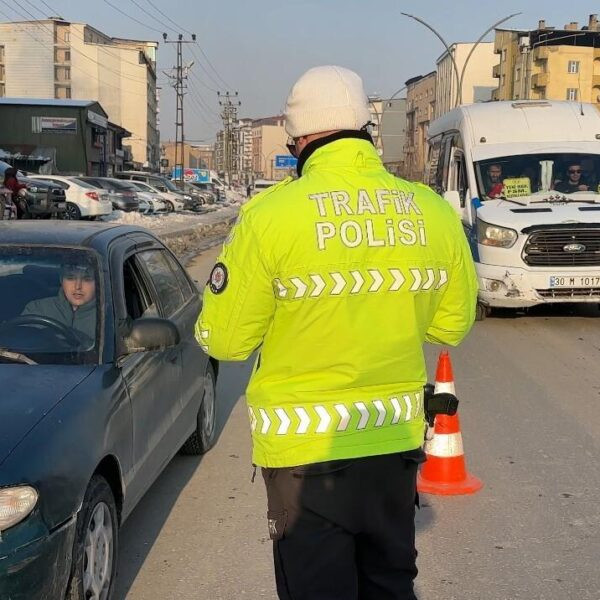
[424,432,464,457]
[433,381,455,395]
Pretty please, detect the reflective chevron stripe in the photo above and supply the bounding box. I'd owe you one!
[196,326,210,353]
[273,268,448,300]
[248,392,423,436]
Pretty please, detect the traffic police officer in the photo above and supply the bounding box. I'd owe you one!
[196,65,478,599]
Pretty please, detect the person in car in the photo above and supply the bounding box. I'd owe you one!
[484,163,505,199]
[21,261,97,343]
[554,162,590,193]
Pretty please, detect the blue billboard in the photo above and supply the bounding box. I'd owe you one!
[171,167,210,183]
[274,155,298,169]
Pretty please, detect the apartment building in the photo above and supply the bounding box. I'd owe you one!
[161,141,215,171]
[237,118,253,185]
[380,98,407,176]
[368,95,384,155]
[251,115,288,181]
[403,72,436,182]
[0,18,159,169]
[435,42,498,118]
[493,15,600,104]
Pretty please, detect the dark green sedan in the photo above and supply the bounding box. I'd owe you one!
[0,221,218,600]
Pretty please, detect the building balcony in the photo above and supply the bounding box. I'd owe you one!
[531,72,549,87]
[492,63,501,79]
[533,46,550,61]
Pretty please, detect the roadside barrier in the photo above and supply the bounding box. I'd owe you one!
[417,351,483,495]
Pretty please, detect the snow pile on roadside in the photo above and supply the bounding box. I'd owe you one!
[100,208,223,231]
[225,189,246,204]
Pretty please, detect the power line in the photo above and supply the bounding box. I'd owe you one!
[188,44,229,91]
[127,0,178,35]
[143,0,192,36]
[195,43,231,90]
[187,78,220,118]
[28,0,158,72]
[9,0,153,85]
[189,68,218,94]
[101,0,164,35]
[0,4,149,97]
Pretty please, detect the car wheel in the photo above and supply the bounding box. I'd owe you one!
[475,302,492,321]
[165,201,174,213]
[67,475,118,600]
[64,202,82,220]
[180,362,217,455]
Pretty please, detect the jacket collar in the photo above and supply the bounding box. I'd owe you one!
[296,130,378,177]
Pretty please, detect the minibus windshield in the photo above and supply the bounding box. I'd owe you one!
[475,153,600,200]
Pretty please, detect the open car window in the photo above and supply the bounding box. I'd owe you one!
[0,246,101,365]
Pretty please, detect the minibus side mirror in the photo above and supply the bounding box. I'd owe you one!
[443,190,463,215]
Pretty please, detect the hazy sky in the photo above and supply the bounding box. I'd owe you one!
[10,0,600,142]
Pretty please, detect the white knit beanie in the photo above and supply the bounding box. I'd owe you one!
[284,65,371,138]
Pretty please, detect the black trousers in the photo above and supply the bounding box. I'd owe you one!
[262,450,424,600]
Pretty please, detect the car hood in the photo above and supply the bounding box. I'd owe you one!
[477,197,600,230]
[0,364,96,464]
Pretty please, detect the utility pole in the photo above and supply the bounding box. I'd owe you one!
[218,91,241,187]
[163,33,196,186]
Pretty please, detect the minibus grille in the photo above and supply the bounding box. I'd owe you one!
[523,229,600,267]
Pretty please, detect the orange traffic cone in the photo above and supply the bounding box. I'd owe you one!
[417,350,483,495]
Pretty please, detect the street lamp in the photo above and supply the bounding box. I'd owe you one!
[401,12,520,108]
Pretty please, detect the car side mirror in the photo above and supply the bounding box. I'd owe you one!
[121,317,180,356]
[443,190,463,215]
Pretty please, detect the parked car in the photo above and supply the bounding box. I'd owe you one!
[127,181,170,213]
[77,177,140,212]
[28,175,112,221]
[190,182,219,204]
[250,178,279,197]
[120,179,184,213]
[114,171,193,210]
[0,161,66,219]
[110,180,161,215]
[0,221,218,600]
[171,180,206,207]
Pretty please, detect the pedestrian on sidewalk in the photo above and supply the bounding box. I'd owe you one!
[196,65,478,600]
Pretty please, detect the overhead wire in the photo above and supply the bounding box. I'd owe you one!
[127,0,178,36]
[25,0,159,73]
[10,0,154,86]
[101,0,164,35]
[144,0,193,36]
[0,3,149,97]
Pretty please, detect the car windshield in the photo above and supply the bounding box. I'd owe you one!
[0,247,101,365]
[70,177,99,189]
[160,178,179,192]
[475,153,600,200]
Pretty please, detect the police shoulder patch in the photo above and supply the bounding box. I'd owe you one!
[208,262,228,294]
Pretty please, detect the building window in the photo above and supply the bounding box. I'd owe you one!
[0,45,4,62]
[54,66,71,81]
[568,60,579,74]
[566,88,578,101]
[0,83,4,97]
[515,68,521,81]
[55,85,71,99]
[0,65,4,80]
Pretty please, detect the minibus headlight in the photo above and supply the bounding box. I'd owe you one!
[477,218,517,248]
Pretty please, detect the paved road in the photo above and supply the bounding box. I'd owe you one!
[116,246,600,600]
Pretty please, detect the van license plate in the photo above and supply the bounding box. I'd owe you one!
[549,275,600,288]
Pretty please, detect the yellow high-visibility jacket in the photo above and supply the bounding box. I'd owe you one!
[196,137,478,468]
